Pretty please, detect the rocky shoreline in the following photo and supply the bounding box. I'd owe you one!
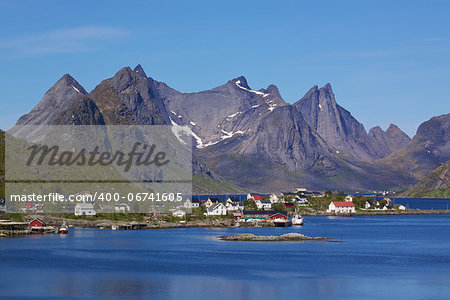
[1,209,449,237]
[301,209,450,216]
[217,233,328,241]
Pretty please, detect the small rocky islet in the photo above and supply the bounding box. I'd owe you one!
[217,233,328,242]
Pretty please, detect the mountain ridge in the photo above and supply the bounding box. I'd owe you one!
[12,64,445,192]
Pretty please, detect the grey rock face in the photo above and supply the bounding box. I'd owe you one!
[160,76,287,148]
[293,84,373,160]
[367,124,411,158]
[53,97,105,125]
[230,105,330,171]
[88,66,170,125]
[386,123,411,148]
[374,113,450,181]
[17,74,87,125]
[294,84,410,160]
[414,113,450,163]
[133,64,147,78]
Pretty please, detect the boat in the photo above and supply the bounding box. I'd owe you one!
[272,218,292,227]
[292,214,304,226]
[59,222,68,234]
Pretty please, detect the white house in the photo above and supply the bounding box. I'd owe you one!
[172,208,186,218]
[75,203,96,216]
[247,193,262,200]
[269,194,279,203]
[295,195,309,205]
[114,203,130,213]
[184,198,200,209]
[327,201,355,214]
[205,198,219,208]
[255,199,272,210]
[398,204,406,210]
[225,197,244,211]
[344,195,354,202]
[206,203,227,216]
[295,187,307,193]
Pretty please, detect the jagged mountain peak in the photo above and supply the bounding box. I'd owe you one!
[16,74,87,125]
[386,123,410,139]
[229,76,250,89]
[133,64,147,78]
[261,84,282,98]
[295,83,336,106]
[388,123,399,130]
[88,66,170,125]
[55,74,87,94]
[322,82,333,91]
[369,126,384,134]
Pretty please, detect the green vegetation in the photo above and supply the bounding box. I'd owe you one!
[242,199,257,210]
[0,130,4,199]
[0,213,23,222]
[305,193,373,211]
[403,160,450,198]
[192,174,245,194]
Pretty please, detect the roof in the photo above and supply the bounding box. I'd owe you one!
[268,211,288,217]
[252,195,262,200]
[243,210,287,216]
[332,201,355,207]
[207,203,224,211]
[282,192,296,195]
[30,217,45,224]
[75,202,95,209]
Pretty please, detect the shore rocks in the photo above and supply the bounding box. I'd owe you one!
[217,233,327,241]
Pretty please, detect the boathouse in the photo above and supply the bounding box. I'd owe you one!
[29,217,45,228]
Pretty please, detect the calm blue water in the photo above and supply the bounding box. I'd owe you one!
[391,198,450,210]
[1,215,450,299]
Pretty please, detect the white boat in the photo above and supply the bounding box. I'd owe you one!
[292,214,303,226]
[59,222,68,234]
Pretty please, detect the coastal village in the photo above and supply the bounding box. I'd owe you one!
[0,188,417,236]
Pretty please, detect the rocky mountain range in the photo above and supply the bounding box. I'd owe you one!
[12,65,450,192]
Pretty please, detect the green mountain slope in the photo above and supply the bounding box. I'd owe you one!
[402,160,450,198]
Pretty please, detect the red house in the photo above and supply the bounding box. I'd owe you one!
[29,217,45,228]
[268,211,288,220]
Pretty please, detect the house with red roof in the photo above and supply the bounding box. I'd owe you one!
[247,193,262,201]
[327,201,355,213]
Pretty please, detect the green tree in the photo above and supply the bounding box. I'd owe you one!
[242,199,257,210]
[272,203,284,211]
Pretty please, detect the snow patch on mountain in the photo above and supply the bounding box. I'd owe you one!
[235,80,269,97]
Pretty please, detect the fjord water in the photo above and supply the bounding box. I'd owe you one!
[1,215,449,299]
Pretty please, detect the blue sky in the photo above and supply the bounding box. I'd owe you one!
[1,0,449,136]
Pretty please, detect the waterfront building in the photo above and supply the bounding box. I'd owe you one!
[327,201,356,213]
[74,203,96,217]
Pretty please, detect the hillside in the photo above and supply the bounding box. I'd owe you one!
[402,160,450,198]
